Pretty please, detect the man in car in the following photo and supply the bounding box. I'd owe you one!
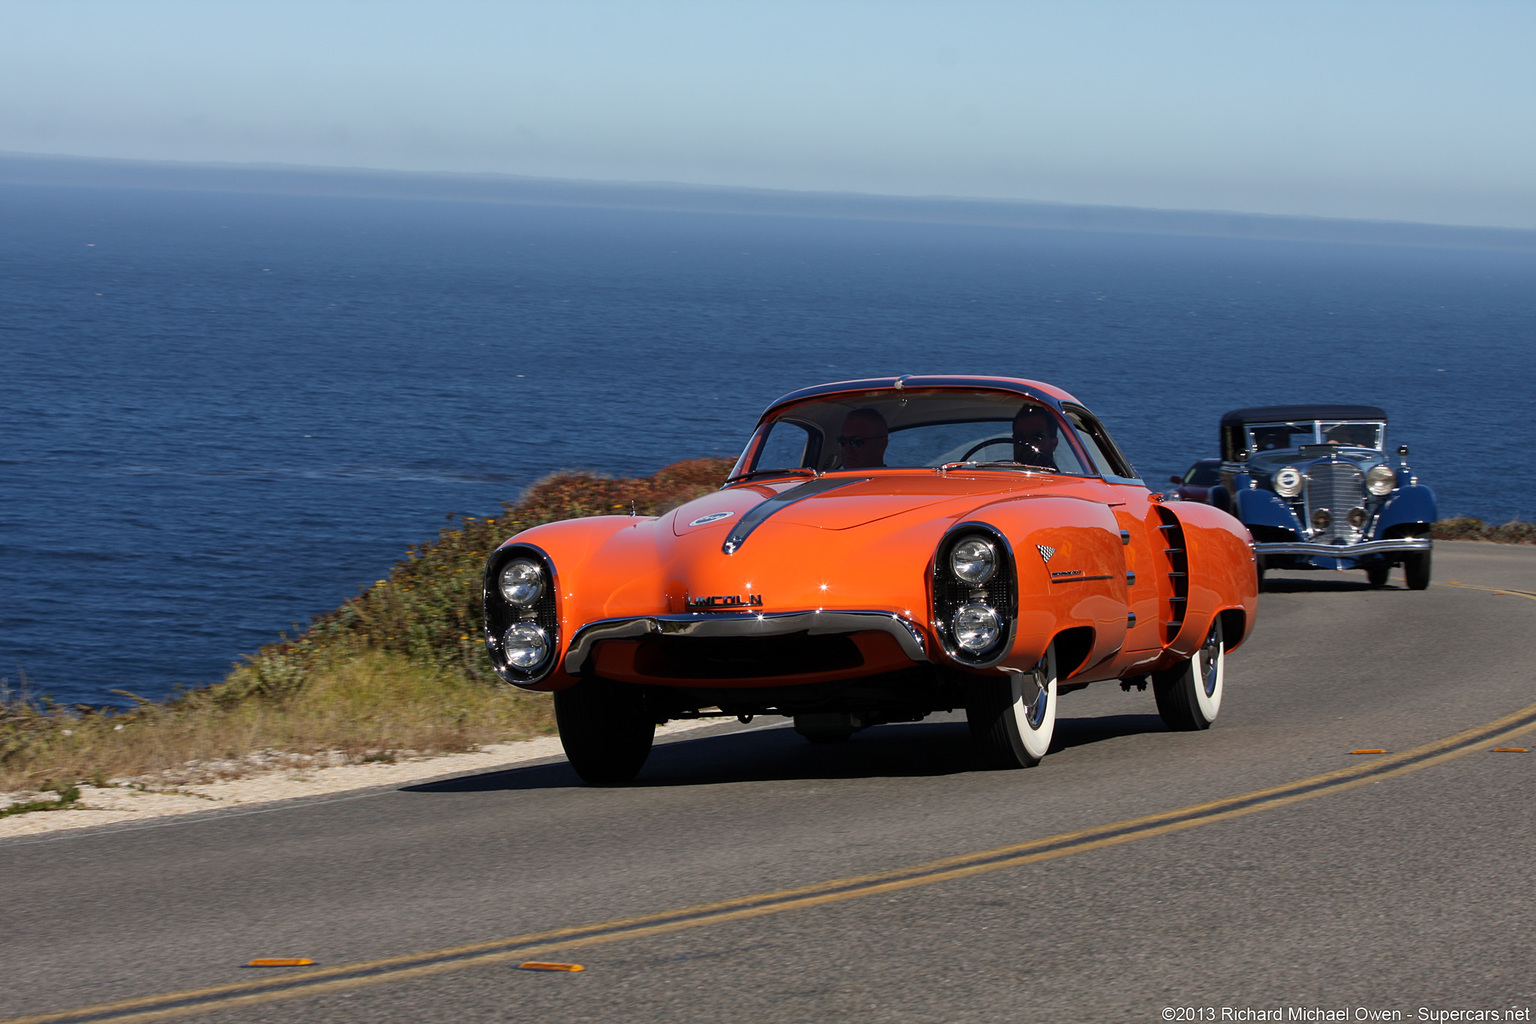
[839,408,889,469]
[1013,406,1060,469]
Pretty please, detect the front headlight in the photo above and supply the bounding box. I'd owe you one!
[498,559,544,605]
[1366,464,1396,497]
[501,623,550,670]
[950,537,997,584]
[1274,466,1303,498]
[953,604,1001,653]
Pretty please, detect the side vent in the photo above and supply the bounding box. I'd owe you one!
[1154,507,1189,645]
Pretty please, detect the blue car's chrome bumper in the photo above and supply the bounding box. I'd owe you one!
[1253,537,1431,558]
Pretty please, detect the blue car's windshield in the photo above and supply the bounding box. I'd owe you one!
[1246,420,1383,453]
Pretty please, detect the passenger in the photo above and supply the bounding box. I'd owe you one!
[1012,406,1060,469]
[838,408,889,469]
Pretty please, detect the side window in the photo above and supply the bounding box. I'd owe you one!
[753,419,816,471]
[1064,407,1138,480]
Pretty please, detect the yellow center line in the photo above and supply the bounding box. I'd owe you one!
[10,698,1536,1024]
[1446,581,1536,601]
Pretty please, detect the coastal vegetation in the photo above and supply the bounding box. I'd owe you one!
[0,457,733,798]
[0,462,1530,802]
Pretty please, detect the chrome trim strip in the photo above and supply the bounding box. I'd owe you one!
[1253,538,1432,557]
[562,609,931,676]
[722,476,867,554]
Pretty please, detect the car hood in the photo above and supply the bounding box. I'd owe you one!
[669,471,1044,539]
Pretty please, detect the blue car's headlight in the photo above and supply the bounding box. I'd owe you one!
[1274,467,1303,498]
[1366,465,1396,497]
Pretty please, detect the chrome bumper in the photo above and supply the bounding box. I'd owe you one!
[1253,538,1432,558]
[563,610,930,676]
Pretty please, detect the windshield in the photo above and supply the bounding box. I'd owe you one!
[734,389,1092,478]
[1246,419,1384,453]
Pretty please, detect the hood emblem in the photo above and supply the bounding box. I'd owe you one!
[689,511,735,527]
[1037,544,1057,563]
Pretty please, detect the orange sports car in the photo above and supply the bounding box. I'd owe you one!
[484,376,1258,783]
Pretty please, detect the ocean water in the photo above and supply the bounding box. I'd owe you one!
[3,183,1533,706]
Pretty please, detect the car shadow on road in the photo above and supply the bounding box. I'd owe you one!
[404,712,1171,793]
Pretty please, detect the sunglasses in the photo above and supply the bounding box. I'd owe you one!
[838,435,883,448]
[1014,431,1052,443]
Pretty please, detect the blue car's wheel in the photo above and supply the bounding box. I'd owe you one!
[1405,549,1432,591]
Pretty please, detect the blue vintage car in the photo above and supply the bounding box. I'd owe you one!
[1210,404,1435,589]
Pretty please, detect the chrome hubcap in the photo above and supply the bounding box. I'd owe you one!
[1199,625,1222,698]
[1023,656,1051,729]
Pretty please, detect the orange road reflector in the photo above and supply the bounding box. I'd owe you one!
[1349,749,1387,755]
[518,961,585,972]
[1493,747,1529,753]
[245,959,314,967]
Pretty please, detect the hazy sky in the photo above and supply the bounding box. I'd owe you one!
[3,0,1533,228]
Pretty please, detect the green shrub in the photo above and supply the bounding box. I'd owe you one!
[1,457,734,793]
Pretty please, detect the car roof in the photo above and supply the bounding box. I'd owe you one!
[761,376,1080,421]
[1220,404,1387,427]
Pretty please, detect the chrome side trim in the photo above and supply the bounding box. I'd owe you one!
[1253,538,1431,557]
[563,610,930,677]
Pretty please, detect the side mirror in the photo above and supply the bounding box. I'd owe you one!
[1170,475,1182,484]
[1397,444,1410,456]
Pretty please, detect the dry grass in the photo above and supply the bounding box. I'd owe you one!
[2,651,554,793]
[1,457,735,796]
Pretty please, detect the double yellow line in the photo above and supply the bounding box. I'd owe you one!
[11,699,1536,1024]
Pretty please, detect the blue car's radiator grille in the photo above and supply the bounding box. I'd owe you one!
[1304,461,1364,543]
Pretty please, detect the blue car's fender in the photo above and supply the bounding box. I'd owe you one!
[1374,484,1437,536]
[1234,487,1302,536]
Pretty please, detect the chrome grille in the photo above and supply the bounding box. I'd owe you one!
[1303,461,1364,543]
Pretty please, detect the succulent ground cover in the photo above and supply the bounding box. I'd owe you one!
[0,457,734,797]
[1430,517,1536,544]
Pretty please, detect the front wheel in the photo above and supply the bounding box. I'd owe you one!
[554,677,655,785]
[1153,618,1224,731]
[965,645,1057,769]
[1404,549,1432,591]
[1365,563,1390,588]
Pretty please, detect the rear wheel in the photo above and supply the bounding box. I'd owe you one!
[554,677,655,785]
[1405,549,1432,590]
[1365,563,1390,587]
[1154,619,1224,731]
[965,645,1057,769]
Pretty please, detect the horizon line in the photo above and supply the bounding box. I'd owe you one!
[4,149,1534,252]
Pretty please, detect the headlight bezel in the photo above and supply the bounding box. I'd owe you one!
[484,545,561,687]
[1274,466,1303,498]
[933,524,1017,668]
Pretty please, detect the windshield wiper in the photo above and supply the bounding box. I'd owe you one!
[724,467,821,484]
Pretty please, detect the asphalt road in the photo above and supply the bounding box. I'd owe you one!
[3,541,1534,1024]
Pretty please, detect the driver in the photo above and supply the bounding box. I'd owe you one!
[1012,406,1060,469]
[838,408,889,469]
